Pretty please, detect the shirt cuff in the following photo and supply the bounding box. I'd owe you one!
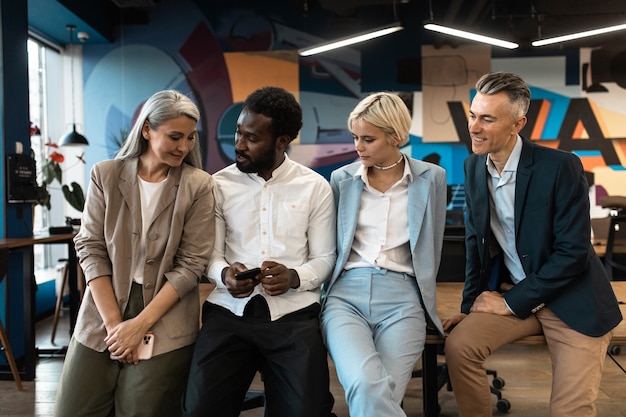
[208,261,229,289]
[503,298,517,316]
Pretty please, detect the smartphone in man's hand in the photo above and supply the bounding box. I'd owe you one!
[234,267,262,280]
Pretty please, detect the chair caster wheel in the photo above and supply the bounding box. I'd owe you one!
[609,345,621,355]
[492,376,506,390]
[497,398,511,412]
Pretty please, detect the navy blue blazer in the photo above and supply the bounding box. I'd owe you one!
[463,137,622,337]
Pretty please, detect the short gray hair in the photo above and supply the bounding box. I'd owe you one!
[475,72,530,120]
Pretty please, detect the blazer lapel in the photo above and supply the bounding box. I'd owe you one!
[337,173,363,265]
[118,160,142,232]
[474,155,490,237]
[116,160,181,232]
[515,138,534,236]
[150,165,181,224]
[407,162,429,252]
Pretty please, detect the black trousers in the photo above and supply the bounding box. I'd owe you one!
[182,296,333,417]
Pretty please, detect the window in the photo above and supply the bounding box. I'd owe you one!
[28,37,67,274]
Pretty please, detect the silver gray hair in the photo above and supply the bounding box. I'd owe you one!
[115,90,202,168]
[475,72,530,120]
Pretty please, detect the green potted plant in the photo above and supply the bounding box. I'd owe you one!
[39,145,85,212]
[31,122,85,213]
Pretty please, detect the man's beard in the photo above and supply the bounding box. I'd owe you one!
[236,147,276,174]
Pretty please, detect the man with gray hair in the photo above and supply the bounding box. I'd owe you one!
[443,72,622,416]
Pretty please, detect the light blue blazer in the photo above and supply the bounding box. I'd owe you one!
[323,156,447,335]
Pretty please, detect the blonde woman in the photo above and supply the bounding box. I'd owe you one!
[321,92,447,416]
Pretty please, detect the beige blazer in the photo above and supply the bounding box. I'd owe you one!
[73,158,215,356]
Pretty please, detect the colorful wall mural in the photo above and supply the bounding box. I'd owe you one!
[79,0,626,217]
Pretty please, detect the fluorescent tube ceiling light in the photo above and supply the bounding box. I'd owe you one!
[299,24,403,56]
[424,23,519,49]
[532,23,626,46]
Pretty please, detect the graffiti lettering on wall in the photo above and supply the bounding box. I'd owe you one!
[448,97,626,173]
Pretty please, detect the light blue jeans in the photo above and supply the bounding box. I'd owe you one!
[321,268,426,417]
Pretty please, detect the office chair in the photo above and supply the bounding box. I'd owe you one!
[0,248,24,390]
[599,196,626,356]
[600,196,626,281]
[410,223,510,413]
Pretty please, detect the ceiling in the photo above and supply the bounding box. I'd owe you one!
[28,0,154,46]
[27,0,626,49]
[28,0,113,46]
[316,0,626,49]
[422,0,626,48]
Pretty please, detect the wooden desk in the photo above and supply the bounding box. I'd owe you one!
[0,232,78,381]
[592,237,626,259]
[420,281,626,417]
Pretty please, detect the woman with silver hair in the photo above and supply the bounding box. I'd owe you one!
[55,90,215,417]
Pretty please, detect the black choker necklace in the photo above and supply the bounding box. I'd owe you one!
[374,154,403,170]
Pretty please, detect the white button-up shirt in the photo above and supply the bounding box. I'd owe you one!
[207,155,336,320]
[486,135,526,284]
[344,157,414,275]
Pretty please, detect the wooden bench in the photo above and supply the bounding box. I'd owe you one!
[420,281,626,417]
[199,281,626,416]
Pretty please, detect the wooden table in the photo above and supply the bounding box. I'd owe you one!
[420,281,626,416]
[0,232,78,381]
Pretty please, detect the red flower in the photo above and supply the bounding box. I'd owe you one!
[49,151,65,163]
[29,121,40,136]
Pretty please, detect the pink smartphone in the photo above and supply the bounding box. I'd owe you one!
[137,333,154,360]
[110,332,154,361]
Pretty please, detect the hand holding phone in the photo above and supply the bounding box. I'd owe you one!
[137,333,154,360]
[234,267,262,281]
[110,332,154,361]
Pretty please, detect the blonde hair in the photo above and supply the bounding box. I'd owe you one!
[348,92,412,146]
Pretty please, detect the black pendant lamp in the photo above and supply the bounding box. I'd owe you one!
[58,25,89,146]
